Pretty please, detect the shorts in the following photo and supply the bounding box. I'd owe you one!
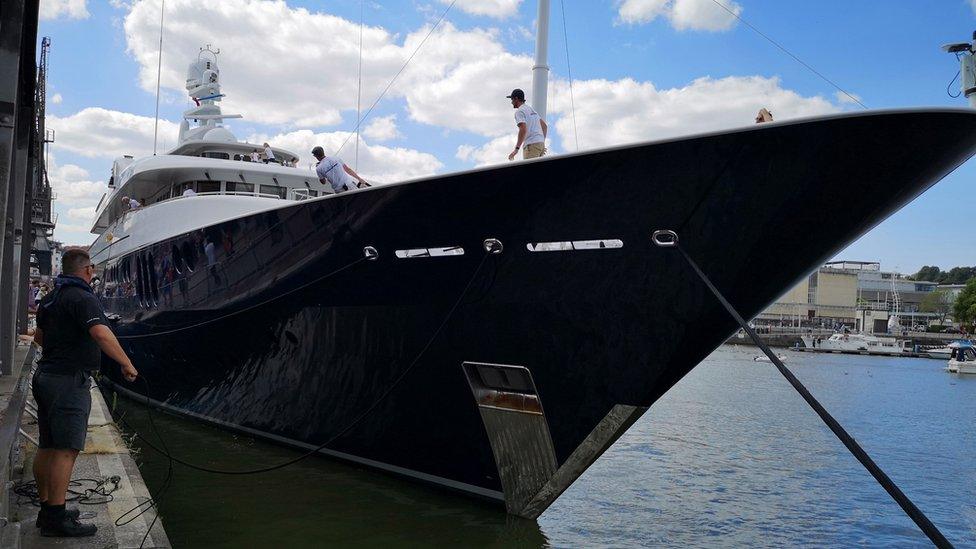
[32,370,92,451]
[523,142,545,159]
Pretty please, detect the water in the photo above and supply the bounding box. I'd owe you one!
[110,346,976,547]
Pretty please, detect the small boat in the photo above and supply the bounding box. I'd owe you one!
[800,332,912,355]
[946,341,976,374]
[754,354,787,362]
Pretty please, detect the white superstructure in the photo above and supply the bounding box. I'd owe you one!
[88,47,338,264]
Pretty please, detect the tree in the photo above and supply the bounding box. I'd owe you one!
[945,267,976,284]
[954,277,976,326]
[910,265,942,282]
[920,289,954,324]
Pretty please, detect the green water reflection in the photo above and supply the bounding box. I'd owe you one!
[106,390,548,548]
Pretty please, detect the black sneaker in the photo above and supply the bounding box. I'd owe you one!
[39,514,96,537]
[35,506,80,528]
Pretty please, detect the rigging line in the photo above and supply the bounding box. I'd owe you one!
[355,0,364,170]
[705,0,868,110]
[335,0,459,158]
[151,0,165,155]
[559,0,580,151]
[113,250,493,476]
[658,235,952,548]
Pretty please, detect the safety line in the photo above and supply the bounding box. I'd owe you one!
[335,0,459,157]
[656,233,952,548]
[706,0,867,109]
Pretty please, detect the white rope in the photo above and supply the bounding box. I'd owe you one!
[560,0,580,151]
[151,0,165,156]
[355,0,364,170]
[335,0,459,158]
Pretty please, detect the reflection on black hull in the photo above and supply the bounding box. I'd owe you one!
[97,110,976,516]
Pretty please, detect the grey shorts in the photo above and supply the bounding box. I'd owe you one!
[32,370,92,451]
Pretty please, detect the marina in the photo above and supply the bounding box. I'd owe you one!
[2,0,976,547]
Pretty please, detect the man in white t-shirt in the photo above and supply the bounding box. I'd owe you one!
[311,146,370,194]
[506,88,547,161]
[263,143,277,164]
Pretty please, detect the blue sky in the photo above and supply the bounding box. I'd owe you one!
[38,0,976,275]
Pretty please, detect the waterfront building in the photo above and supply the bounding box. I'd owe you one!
[758,261,940,332]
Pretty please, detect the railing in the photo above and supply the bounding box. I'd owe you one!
[0,345,38,541]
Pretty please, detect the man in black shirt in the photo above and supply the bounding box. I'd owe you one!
[33,248,138,537]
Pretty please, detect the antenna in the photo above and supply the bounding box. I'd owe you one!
[943,30,976,108]
[152,0,165,155]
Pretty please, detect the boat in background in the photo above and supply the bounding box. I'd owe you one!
[947,341,976,373]
[800,332,912,355]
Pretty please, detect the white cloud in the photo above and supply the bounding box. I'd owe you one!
[456,136,516,167]
[67,206,97,221]
[46,154,107,243]
[51,93,63,105]
[970,0,976,14]
[438,0,522,19]
[47,107,179,159]
[40,0,89,20]
[248,129,442,184]
[122,0,410,128]
[545,75,838,150]
[834,91,863,105]
[362,115,400,142]
[617,0,741,31]
[121,1,530,134]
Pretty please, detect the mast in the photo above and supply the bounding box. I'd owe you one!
[531,0,551,120]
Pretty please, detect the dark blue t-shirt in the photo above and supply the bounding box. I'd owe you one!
[37,284,108,374]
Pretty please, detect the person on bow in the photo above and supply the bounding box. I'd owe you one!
[506,88,548,161]
[312,146,370,193]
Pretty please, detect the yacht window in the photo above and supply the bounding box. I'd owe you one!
[147,252,160,303]
[181,241,197,272]
[202,152,230,159]
[260,185,287,199]
[226,181,254,194]
[171,244,183,274]
[198,181,221,194]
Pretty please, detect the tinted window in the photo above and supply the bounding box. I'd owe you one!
[226,181,254,193]
[181,241,197,271]
[198,181,221,193]
[260,185,286,199]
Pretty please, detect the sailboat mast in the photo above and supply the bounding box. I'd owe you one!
[532,0,551,120]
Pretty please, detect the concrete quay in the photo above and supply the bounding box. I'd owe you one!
[0,343,170,548]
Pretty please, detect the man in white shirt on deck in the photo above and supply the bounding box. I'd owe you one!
[311,146,370,194]
[506,88,547,161]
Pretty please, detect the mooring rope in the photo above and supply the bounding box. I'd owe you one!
[652,229,952,548]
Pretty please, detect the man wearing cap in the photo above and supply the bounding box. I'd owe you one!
[311,146,370,194]
[506,88,548,161]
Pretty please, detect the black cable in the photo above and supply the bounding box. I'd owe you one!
[947,69,961,99]
[662,237,952,548]
[13,477,120,507]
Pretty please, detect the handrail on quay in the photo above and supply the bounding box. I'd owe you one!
[0,344,38,547]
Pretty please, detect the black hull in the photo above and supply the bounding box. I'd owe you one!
[97,109,976,515]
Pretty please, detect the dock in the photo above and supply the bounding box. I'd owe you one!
[0,342,170,548]
[790,347,945,359]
